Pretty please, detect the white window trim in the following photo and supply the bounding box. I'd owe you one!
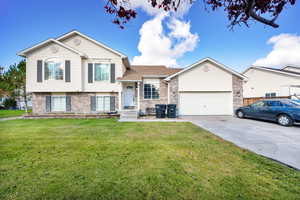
[51,95,67,112]
[265,92,277,98]
[95,95,112,112]
[93,62,111,82]
[143,79,160,100]
[44,58,65,81]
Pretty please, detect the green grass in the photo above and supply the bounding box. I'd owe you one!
[0,119,299,200]
[0,110,27,118]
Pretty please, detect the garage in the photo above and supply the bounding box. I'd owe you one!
[165,58,245,116]
[179,92,233,115]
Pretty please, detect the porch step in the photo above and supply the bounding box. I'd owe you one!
[120,110,139,120]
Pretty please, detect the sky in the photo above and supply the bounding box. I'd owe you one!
[0,0,300,72]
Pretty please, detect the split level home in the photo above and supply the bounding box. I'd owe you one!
[18,30,245,117]
[243,66,300,99]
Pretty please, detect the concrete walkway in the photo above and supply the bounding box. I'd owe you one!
[0,116,24,121]
[184,116,300,170]
[119,118,189,122]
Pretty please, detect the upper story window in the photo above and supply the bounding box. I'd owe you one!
[265,92,276,98]
[95,63,110,81]
[144,79,160,99]
[45,58,63,80]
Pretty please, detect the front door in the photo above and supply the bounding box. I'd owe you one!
[124,86,135,107]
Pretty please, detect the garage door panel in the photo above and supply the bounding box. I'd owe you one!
[179,92,233,115]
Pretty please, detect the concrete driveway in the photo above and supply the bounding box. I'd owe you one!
[184,116,300,170]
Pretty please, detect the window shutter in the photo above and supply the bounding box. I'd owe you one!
[65,60,71,82]
[66,96,71,112]
[110,63,115,83]
[37,60,43,82]
[90,96,96,111]
[88,63,93,83]
[110,96,115,111]
[46,96,51,112]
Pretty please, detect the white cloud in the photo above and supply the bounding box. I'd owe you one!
[128,0,192,17]
[254,34,300,67]
[132,14,199,67]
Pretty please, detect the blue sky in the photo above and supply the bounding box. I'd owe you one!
[1,0,299,72]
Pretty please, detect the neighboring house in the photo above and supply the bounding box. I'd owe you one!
[243,66,300,99]
[18,30,245,116]
[15,94,33,110]
[0,96,5,106]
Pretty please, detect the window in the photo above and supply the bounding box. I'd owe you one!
[45,58,63,80]
[144,79,159,99]
[95,63,110,81]
[265,93,276,98]
[51,96,66,112]
[266,101,282,107]
[251,101,266,108]
[96,96,110,112]
[281,100,300,107]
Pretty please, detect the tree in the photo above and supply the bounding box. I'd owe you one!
[0,60,28,112]
[104,0,296,29]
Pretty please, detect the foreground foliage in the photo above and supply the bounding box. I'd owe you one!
[104,0,296,28]
[0,119,299,200]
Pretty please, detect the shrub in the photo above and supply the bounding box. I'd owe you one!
[3,98,17,109]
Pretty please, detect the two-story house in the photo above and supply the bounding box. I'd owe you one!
[18,30,245,117]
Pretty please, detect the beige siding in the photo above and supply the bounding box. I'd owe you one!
[243,68,300,98]
[26,42,82,92]
[178,61,233,92]
[59,34,124,92]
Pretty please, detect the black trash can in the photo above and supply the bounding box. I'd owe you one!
[167,104,177,118]
[155,104,166,118]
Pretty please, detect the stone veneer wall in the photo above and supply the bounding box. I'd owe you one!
[32,92,51,114]
[232,75,243,111]
[32,92,119,114]
[169,77,178,105]
[139,78,168,114]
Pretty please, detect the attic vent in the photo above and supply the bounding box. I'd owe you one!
[73,38,81,46]
[203,65,210,72]
[50,45,59,54]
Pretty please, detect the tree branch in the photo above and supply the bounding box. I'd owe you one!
[246,0,279,28]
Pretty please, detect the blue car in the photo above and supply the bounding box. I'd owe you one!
[236,99,300,126]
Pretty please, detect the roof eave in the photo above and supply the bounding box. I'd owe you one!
[250,66,300,78]
[117,80,142,82]
[17,38,87,58]
[122,57,131,69]
[165,57,246,81]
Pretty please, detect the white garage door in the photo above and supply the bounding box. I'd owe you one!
[179,92,233,115]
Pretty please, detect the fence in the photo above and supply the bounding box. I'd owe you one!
[243,96,291,106]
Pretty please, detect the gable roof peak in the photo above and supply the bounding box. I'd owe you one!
[56,30,127,58]
[165,57,246,81]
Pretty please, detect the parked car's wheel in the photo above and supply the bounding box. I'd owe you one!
[277,114,293,126]
[236,110,245,118]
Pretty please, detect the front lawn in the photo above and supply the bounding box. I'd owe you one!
[0,119,299,200]
[0,110,26,118]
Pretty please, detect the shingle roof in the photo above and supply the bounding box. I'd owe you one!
[117,65,182,81]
